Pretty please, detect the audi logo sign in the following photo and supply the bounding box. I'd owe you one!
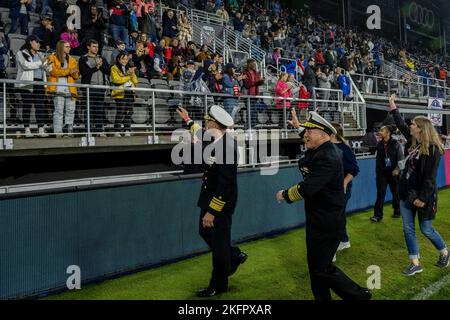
[408,2,435,28]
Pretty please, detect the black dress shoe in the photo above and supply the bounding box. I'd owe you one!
[196,287,226,297]
[229,252,248,276]
[370,216,382,222]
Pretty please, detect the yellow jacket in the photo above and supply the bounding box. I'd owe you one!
[110,65,138,99]
[46,54,79,99]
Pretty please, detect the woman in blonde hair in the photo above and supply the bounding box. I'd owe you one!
[389,94,448,276]
[46,40,79,137]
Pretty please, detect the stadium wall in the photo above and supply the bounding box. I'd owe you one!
[0,157,447,299]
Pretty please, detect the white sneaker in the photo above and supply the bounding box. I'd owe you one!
[124,131,131,137]
[114,132,122,137]
[337,242,351,252]
[38,127,49,137]
[25,127,33,138]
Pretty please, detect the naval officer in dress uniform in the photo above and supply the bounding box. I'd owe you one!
[276,111,371,300]
[177,105,248,297]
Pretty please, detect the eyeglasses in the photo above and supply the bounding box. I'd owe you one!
[64,45,71,48]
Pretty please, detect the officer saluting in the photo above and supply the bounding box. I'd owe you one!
[177,105,247,297]
[277,111,371,300]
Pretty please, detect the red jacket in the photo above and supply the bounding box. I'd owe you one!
[315,51,325,65]
[243,69,263,96]
[298,84,310,109]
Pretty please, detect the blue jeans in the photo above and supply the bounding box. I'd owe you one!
[110,24,129,47]
[400,201,447,260]
[342,182,352,242]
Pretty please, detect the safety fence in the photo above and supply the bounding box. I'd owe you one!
[0,78,366,149]
[353,73,449,100]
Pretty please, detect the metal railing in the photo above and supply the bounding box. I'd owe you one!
[353,73,449,100]
[0,78,368,150]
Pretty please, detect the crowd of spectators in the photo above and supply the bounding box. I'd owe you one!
[0,0,448,137]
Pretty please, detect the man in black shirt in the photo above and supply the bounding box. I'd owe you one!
[276,112,371,300]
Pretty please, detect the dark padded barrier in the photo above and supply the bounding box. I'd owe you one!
[0,157,446,299]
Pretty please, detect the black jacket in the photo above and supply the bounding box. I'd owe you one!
[391,108,441,220]
[284,141,346,234]
[303,66,317,88]
[375,138,404,174]
[79,54,110,85]
[188,122,238,216]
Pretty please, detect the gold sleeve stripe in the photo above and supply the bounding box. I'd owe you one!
[190,123,201,135]
[287,185,302,202]
[211,197,225,205]
[209,201,224,213]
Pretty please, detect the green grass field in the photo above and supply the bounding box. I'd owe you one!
[45,189,450,300]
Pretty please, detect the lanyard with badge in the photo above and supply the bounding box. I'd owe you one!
[384,142,392,168]
[398,145,420,179]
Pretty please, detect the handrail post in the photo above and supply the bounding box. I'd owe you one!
[87,87,91,144]
[152,92,156,143]
[2,82,6,148]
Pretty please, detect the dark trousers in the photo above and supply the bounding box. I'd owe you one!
[306,229,369,300]
[84,89,106,132]
[198,210,241,291]
[114,95,133,131]
[342,182,352,242]
[374,172,400,218]
[18,85,49,128]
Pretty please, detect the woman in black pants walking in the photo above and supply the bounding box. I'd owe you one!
[371,125,404,222]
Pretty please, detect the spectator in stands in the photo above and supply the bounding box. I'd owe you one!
[275,72,292,109]
[0,34,8,78]
[370,125,403,222]
[9,0,31,35]
[31,15,56,51]
[49,0,68,37]
[178,12,193,43]
[272,48,282,66]
[216,4,229,24]
[137,0,158,41]
[213,52,224,73]
[205,0,215,13]
[389,95,449,275]
[233,12,245,33]
[364,62,375,94]
[170,38,185,59]
[314,48,325,66]
[131,40,152,79]
[185,41,197,62]
[222,63,245,120]
[110,52,137,137]
[60,25,81,56]
[243,58,264,129]
[15,35,52,137]
[162,10,178,48]
[80,5,106,54]
[196,44,211,63]
[109,0,130,48]
[46,40,79,137]
[77,0,95,40]
[297,80,310,117]
[79,39,110,137]
[335,67,352,100]
[168,54,184,81]
[317,66,333,108]
[128,1,138,34]
[303,58,317,94]
[111,40,127,65]
[182,59,196,88]
[150,45,168,79]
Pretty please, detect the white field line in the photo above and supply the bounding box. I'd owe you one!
[411,273,450,300]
